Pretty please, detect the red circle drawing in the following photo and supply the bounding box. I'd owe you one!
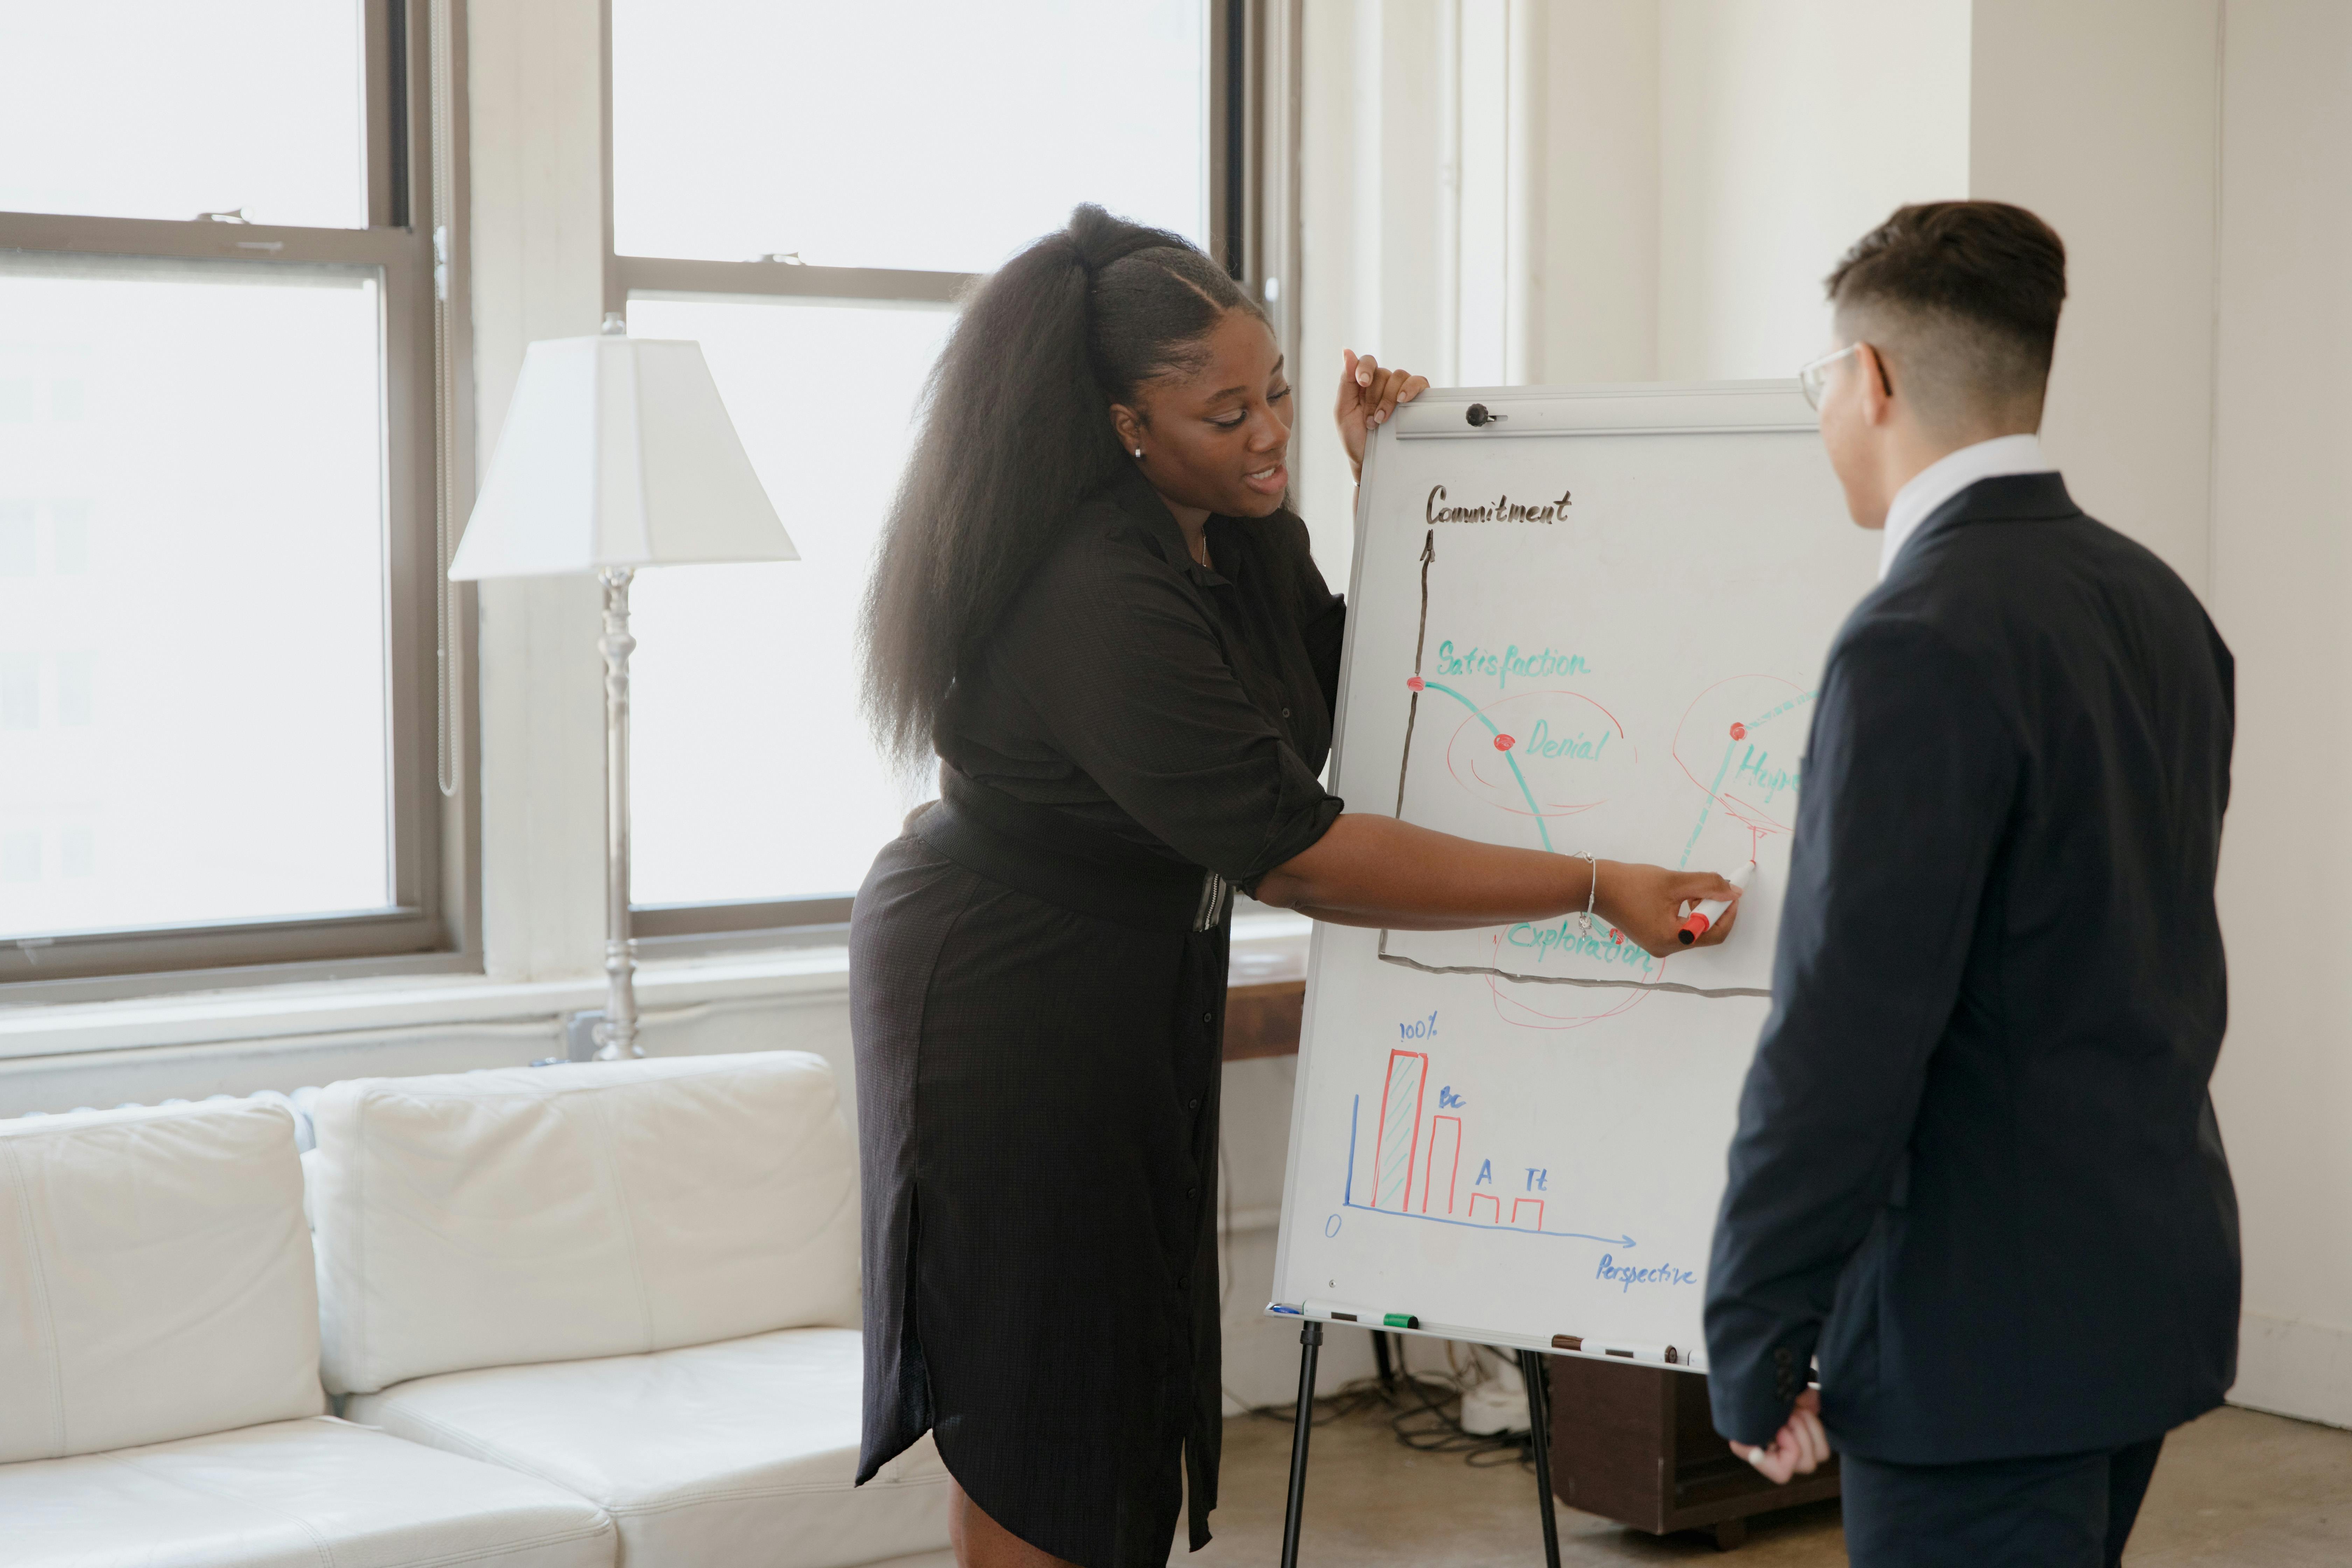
[1492,733,1515,751]
[1406,676,1424,691]
[1730,722,1746,740]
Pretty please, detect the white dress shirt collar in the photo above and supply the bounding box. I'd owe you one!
[1877,433,2054,580]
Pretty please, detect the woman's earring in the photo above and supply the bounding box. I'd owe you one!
[1133,447,1144,460]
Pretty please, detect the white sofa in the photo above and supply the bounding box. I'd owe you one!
[0,1099,617,1568]
[312,1052,953,1568]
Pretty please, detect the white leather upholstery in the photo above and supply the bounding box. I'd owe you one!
[312,1052,860,1395]
[346,1327,951,1568]
[0,1101,325,1463]
[1,1415,616,1568]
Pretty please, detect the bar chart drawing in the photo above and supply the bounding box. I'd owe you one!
[1339,1050,1635,1250]
[1373,1050,1428,1211]
[1424,1115,1462,1215]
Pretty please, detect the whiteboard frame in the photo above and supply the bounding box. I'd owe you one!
[1268,379,1818,1368]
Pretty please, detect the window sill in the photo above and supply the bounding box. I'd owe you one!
[0,909,1314,1064]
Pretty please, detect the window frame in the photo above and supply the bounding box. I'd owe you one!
[608,0,1298,944]
[0,0,478,999]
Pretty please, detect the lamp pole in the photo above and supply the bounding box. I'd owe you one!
[593,564,641,1060]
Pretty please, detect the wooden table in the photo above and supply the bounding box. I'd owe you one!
[1222,979,1307,1060]
[1549,1355,1839,1550]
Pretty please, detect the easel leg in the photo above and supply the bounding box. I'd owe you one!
[1279,1321,1324,1568]
[1519,1349,1563,1568]
[1371,1328,1395,1392]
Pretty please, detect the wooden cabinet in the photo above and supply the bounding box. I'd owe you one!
[1548,1355,1839,1550]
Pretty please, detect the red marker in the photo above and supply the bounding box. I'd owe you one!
[1406,676,1424,691]
[1677,861,1757,945]
[1493,733,1515,751]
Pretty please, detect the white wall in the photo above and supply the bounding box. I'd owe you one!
[466,0,610,981]
[1300,0,1969,585]
[1656,0,1971,380]
[1969,0,2222,595]
[2204,0,2352,1429]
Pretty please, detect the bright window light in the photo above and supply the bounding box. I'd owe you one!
[0,2,368,229]
[624,296,957,906]
[0,258,390,939]
[612,0,1208,272]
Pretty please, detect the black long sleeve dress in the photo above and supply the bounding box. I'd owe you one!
[849,466,1346,1567]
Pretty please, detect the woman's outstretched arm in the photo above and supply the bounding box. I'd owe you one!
[1252,813,1742,958]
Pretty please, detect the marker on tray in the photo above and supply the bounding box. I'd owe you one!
[1677,861,1757,945]
[1553,1333,1682,1365]
[1304,1298,1421,1330]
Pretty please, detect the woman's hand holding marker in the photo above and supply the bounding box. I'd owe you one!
[1596,861,1744,958]
[1336,349,1430,481]
[1679,861,1757,945]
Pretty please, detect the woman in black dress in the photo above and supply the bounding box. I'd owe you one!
[850,206,1739,1568]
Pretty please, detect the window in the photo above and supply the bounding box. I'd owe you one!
[0,3,458,990]
[611,0,1269,934]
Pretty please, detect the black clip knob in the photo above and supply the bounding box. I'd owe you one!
[1465,402,1506,428]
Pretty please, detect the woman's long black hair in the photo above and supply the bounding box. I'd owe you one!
[860,204,1266,770]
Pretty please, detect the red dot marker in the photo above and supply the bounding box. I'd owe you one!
[1610,928,1624,945]
[1493,733,1515,751]
[1730,722,1747,740]
[1406,676,1424,692]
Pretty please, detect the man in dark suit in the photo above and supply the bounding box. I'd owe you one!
[1703,202,2239,1567]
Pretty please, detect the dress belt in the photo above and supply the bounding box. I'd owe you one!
[913,768,1231,934]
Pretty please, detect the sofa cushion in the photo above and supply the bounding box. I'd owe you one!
[346,1326,951,1568]
[312,1052,859,1395]
[0,1414,614,1568]
[0,1101,324,1463]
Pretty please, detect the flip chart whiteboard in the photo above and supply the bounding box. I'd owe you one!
[1269,383,1878,1368]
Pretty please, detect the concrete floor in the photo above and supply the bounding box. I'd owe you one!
[1189,1399,2352,1566]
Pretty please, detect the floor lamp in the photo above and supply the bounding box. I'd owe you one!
[449,314,796,1059]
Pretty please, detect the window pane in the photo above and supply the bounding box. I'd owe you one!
[613,0,1207,272]
[0,2,367,228]
[0,257,390,938]
[624,296,956,905]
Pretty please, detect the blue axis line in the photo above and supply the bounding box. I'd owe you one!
[1339,1197,1635,1250]
[1420,680,1554,851]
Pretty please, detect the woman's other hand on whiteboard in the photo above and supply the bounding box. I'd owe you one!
[1596,862,1743,957]
[1336,350,1429,481]
[1730,1389,1829,1485]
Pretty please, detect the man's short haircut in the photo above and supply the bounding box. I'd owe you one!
[1825,201,2067,438]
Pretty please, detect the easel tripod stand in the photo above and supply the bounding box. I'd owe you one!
[1277,1321,1564,1568]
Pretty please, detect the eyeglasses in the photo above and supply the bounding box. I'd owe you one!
[1795,343,1863,410]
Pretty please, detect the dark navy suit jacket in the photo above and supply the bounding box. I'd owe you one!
[1703,473,2239,1463]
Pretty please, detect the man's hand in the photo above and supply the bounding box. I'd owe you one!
[1729,1389,1829,1484]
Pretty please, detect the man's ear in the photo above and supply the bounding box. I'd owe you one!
[1856,343,1897,428]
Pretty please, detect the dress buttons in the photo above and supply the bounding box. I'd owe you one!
[1280,707,1292,719]
[1202,1011,1214,1025]
[1187,1186,1199,1200]
[1188,1097,1201,1111]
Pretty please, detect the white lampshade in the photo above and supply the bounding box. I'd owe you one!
[448,330,796,580]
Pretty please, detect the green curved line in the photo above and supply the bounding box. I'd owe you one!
[1421,681,1554,852]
